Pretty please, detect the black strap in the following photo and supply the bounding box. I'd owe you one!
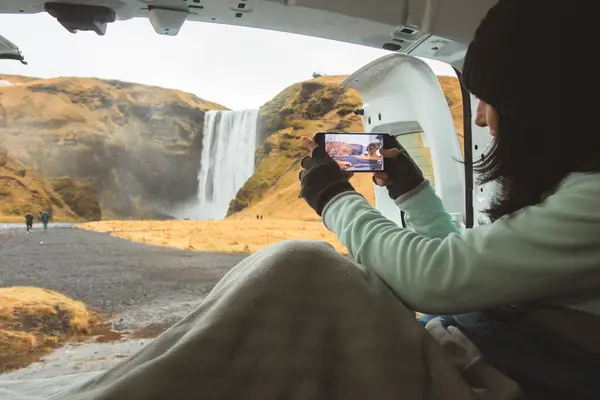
[453,67,474,228]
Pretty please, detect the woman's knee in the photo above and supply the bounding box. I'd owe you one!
[265,240,341,265]
[224,240,362,291]
[268,240,368,283]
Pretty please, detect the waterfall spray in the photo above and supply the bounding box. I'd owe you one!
[175,109,258,220]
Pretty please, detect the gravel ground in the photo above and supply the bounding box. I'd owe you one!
[0,224,247,330]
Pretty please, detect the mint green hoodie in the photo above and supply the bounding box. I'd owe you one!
[322,172,600,316]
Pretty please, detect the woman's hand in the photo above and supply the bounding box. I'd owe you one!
[372,148,401,186]
[373,136,424,200]
[299,136,356,216]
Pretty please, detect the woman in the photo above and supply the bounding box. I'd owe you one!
[24,212,34,233]
[40,211,50,233]
[36,1,597,399]
[299,0,600,398]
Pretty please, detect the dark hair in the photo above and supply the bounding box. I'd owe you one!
[474,111,599,222]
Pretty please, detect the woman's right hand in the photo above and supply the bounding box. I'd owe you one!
[373,136,425,200]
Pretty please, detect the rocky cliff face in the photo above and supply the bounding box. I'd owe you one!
[0,150,79,221]
[0,75,227,220]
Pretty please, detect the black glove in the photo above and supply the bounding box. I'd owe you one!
[377,135,425,200]
[299,146,355,216]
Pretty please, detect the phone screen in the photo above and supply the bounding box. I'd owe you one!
[323,133,385,172]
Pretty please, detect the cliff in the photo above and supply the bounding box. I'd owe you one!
[0,150,79,221]
[0,74,227,220]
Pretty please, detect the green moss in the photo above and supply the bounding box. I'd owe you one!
[336,102,357,117]
[291,122,304,131]
[333,120,352,131]
[256,82,302,143]
[278,139,293,151]
[290,84,346,120]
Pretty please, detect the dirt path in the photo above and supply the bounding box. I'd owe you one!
[0,224,247,331]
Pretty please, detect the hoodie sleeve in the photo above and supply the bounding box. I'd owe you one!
[322,174,600,314]
[393,181,460,239]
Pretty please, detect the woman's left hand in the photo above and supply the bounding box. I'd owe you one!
[299,136,356,216]
[372,137,424,200]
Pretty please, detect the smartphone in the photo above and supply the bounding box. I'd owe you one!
[314,132,388,172]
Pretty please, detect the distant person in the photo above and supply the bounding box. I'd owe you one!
[24,212,34,233]
[256,214,259,220]
[40,211,50,233]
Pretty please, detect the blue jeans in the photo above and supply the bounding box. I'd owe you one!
[418,313,454,327]
[421,309,600,400]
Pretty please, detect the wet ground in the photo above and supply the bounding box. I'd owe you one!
[0,224,247,378]
[0,223,246,327]
[1,339,148,380]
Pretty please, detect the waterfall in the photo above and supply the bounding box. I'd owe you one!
[183,109,258,220]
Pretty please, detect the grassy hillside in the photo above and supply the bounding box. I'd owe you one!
[50,177,101,221]
[0,150,79,221]
[438,76,464,153]
[0,286,96,373]
[227,75,463,220]
[0,74,227,220]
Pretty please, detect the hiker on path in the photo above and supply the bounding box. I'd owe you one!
[40,211,50,233]
[24,212,34,233]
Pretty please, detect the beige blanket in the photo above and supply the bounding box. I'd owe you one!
[3,240,523,400]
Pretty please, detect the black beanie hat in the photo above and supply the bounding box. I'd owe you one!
[462,0,592,118]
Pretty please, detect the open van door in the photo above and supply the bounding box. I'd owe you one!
[341,54,467,228]
[0,34,26,64]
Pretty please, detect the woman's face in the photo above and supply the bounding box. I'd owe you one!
[475,99,499,137]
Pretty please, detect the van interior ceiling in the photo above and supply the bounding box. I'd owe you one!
[0,0,498,70]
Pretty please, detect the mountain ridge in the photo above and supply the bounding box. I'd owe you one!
[0,74,228,221]
[0,73,462,222]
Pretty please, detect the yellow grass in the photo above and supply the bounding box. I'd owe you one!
[78,219,350,255]
[0,215,30,223]
[0,287,94,372]
[437,76,464,153]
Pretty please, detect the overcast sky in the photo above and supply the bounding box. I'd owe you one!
[0,13,455,110]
